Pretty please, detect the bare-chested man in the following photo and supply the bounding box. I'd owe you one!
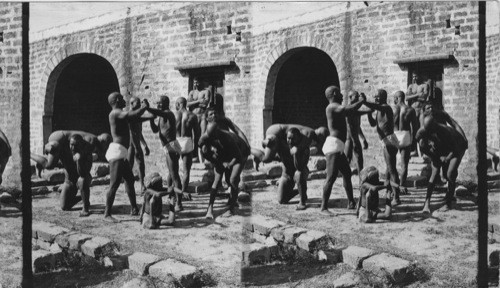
[258,124,318,205]
[417,102,467,213]
[187,77,212,162]
[69,134,93,216]
[321,86,364,216]
[0,129,11,186]
[286,127,310,210]
[392,91,418,188]
[128,96,154,193]
[406,72,430,156]
[139,173,176,229]
[362,89,402,206]
[200,121,249,219]
[172,97,200,198]
[345,90,370,175]
[31,130,105,211]
[148,96,184,212]
[104,92,148,222]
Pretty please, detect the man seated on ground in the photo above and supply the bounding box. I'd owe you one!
[0,128,11,186]
[357,166,392,223]
[286,127,310,210]
[31,130,103,211]
[200,120,249,219]
[256,124,318,205]
[321,86,365,216]
[362,89,402,206]
[139,173,176,229]
[416,102,468,213]
[69,134,93,217]
[487,146,499,172]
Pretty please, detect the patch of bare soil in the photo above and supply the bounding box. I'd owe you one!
[0,202,23,288]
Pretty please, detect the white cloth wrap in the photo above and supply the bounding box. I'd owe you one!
[381,133,399,149]
[394,131,411,148]
[105,143,128,162]
[177,137,194,154]
[322,136,345,155]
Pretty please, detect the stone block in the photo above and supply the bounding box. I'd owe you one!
[283,226,308,244]
[317,248,343,264]
[31,186,50,195]
[81,236,119,258]
[90,162,110,178]
[270,225,291,242]
[308,170,327,180]
[128,252,162,276]
[342,246,376,269]
[0,192,14,203]
[308,156,326,171]
[91,175,110,186]
[264,237,279,258]
[242,243,271,265]
[32,250,55,273]
[409,157,429,164]
[121,278,150,288]
[238,191,251,203]
[31,178,48,187]
[187,181,210,194]
[68,233,93,250]
[296,230,330,252]
[103,255,129,270]
[404,175,428,187]
[362,253,411,284]
[333,272,361,288]
[189,169,215,183]
[149,259,199,287]
[41,169,65,184]
[455,185,469,197]
[242,180,269,191]
[0,186,22,199]
[241,171,266,182]
[252,232,267,243]
[252,215,285,237]
[191,162,213,170]
[33,238,51,251]
[32,222,69,243]
[259,163,282,178]
[54,231,78,249]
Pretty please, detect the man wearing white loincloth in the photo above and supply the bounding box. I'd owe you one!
[104,92,149,223]
[321,85,365,216]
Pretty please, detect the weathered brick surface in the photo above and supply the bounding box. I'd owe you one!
[187,181,210,193]
[283,226,308,244]
[67,233,92,250]
[128,252,162,276]
[242,243,271,265]
[308,156,326,171]
[32,222,70,243]
[362,253,412,284]
[81,236,119,258]
[90,162,110,178]
[342,246,376,269]
[259,163,283,178]
[148,259,199,287]
[252,215,285,237]
[295,230,329,252]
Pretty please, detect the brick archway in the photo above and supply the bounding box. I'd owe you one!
[257,35,346,136]
[37,42,125,144]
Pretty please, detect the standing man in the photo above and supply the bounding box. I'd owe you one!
[173,97,200,199]
[187,77,212,162]
[148,96,183,212]
[362,89,402,206]
[406,72,430,156]
[344,90,370,175]
[128,96,154,193]
[392,91,418,189]
[104,92,148,223]
[69,134,93,217]
[321,86,365,216]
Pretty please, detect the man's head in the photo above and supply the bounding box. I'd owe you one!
[393,91,405,105]
[130,97,141,110]
[325,85,342,103]
[193,77,204,90]
[374,89,387,104]
[157,95,170,110]
[69,134,84,155]
[175,97,187,111]
[348,90,359,104]
[206,107,217,123]
[422,101,434,117]
[286,127,301,147]
[412,72,419,83]
[145,172,163,191]
[360,166,382,185]
[108,92,126,109]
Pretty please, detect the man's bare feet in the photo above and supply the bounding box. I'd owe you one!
[347,201,356,209]
[130,207,140,216]
[182,192,192,201]
[79,211,90,217]
[205,210,214,219]
[320,209,336,216]
[104,215,120,223]
[221,209,235,218]
[175,204,184,212]
[296,204,306,211]
[391,198,401,206]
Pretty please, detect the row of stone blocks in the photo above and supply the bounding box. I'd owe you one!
[31,221,204,287]
[242,215,414,285]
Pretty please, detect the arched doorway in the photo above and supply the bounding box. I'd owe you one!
[271,47,339,129]
[45,53,119,140]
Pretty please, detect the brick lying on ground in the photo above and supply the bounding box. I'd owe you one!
[148,259,200,287]
[32,249,56,273]
[404,175,428,187]
[31,178,48,187]
[241,171,267,182]
[31,186,50,195]
[333,271,361,288]
[296,230,331,252]
[362,253,412,284]
[258,162,282,178]
[90,162,110,178]
[342,246,376,269]
[81,236,119,258]
[308,156,326,171]
[251,215,286,237]
[41,169,66,184]
[91,175,111,186]
[187,181,210,193]
[240,180,269,191]
[128,252,162,276]
[308,170,327,180]
[33,221,70,243]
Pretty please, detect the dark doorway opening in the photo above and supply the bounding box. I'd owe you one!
[52,54,119,136]
[272,48,339,129]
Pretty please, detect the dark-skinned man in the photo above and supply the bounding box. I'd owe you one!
[69,134,93,217]
[345,90,370,175]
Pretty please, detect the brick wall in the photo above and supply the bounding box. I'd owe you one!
[30,2,485,182]
[0,3,22,186]
[486,33,500,148]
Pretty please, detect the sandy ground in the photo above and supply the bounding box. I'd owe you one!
[0,202,23,288]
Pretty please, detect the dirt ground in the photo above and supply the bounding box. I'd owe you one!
[0,171,496,287]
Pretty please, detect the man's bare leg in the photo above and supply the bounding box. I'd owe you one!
[206,169,223,219]
[399,147,411,193]
[78,176,91,217]
[277,173,298,204]
[423,161,441,213]
[445,155,462,208]
[222,162,244,217]
[321,153,340,216]
[294,169,308,210]
[135,148,147,193]
[60,180,81,211]
[338,154,356,209]
[352,139,364,175]
[181,153,193,200]
[165,151,182,211]
[344,137,353,165]
[122,160,140,215]
[384,146,401,206]
[104,159,124,223]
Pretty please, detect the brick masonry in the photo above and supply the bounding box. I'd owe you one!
[0,3,22,186]
[27,2,495,182]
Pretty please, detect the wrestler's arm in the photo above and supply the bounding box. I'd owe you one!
[358,124,369,149]
[291,145,309,171]
[139,133,150,156]
[117,102,149,120]
[226,119,250,148]
[161,201,175,226]
[201,90,212,107]
[442,111,468,144]
[149,119,159,133]
[146,107,169,118]
[342,99,365,115]
[367,111,377,127]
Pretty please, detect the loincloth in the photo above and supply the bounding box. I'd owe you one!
[322,136,345,155]
[177,137,194,154]
[394,130,411,148]
[105,143,128,162]
[162,139,182,155]
[381,133,399,149]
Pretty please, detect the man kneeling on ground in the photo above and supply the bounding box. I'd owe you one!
[139,173,176,229]
[357,166,392,223]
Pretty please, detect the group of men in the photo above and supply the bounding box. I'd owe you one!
[30,72,470,225]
